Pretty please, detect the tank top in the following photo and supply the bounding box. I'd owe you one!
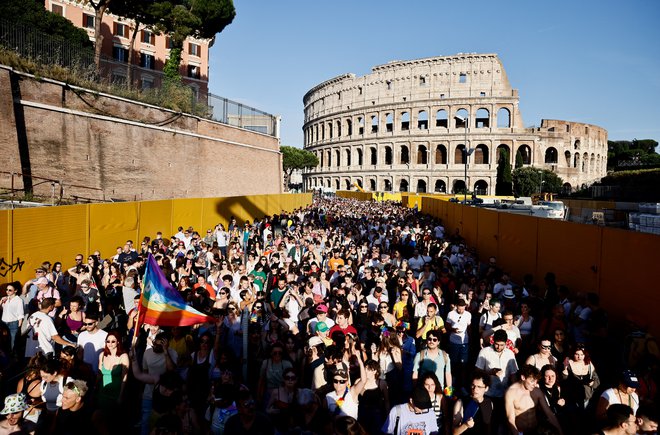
[66,315,84,332]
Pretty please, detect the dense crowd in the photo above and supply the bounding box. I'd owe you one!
[0,196,658,435]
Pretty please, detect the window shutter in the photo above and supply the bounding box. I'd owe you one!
[113,22,117,35]
[151,33,155,45]
[188,42,192,54]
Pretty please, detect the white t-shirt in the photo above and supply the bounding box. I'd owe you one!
[326,388,359,419]
[475,346,518,398]
[77,329,108,373]
[382,403,438,435]
[25,311,59,357]
[1,295,24,323]
[446,309,472,345]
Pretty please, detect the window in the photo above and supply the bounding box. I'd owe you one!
[142,30,155,45]
[51,4,63,15]
[166,37,173,49]
[459,73,467,83]
[111,72,126,85]
[419,76,426,86]
[187,65,200,79]
[140,53,155,69]
[83,14,95,29]
[386,80,392,90]
[114,23,128,38]
[141,77,154,90]
[112,46,129,62]
[480,92,486,97]
[188,43,201,57]
[358,86,363,95]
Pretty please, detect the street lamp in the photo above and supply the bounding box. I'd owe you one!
[455,115,474,203]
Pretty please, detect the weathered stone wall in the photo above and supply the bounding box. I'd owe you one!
[0,67,282,201]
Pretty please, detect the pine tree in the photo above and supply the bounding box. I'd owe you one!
[496,149,513,195]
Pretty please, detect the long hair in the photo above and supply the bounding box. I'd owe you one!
[103,331,125,357]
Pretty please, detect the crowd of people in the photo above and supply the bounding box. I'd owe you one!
[0,195,658,435]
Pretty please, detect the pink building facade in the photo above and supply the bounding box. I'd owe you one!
[47,0,211,96]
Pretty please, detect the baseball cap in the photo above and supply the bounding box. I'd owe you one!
[308,336,323,347]
[410,386,432,409]
[35,277,48,285]
[315,321,329,333]
[622,370,640,389]
[316,304,328,313]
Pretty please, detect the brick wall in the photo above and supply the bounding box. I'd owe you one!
[0,67,283,201]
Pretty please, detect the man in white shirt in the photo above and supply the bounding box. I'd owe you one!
[475,329,518,400]
[76,312,108,374]
[382,385,439,435]
[446,298,472,389]
[25,298,72,357]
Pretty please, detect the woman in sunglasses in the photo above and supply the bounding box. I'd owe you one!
[526,339,558,371]
[325,346,366,419]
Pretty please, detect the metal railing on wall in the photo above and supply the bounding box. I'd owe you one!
[0,19,277,136]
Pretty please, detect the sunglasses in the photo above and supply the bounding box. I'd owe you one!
[84,322,96,326]
[427,337,439,342]
[423,292,431,295]
[105,340,117,343]
[333,379,347,384]
[541,344,551,349]
[219,292,227,295]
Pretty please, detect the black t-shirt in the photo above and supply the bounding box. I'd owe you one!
[224,413,274,435]
[53,405,92,435]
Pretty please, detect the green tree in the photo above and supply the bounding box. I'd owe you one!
[515,150,524,169]
[0,0,92,48]
[281,146,319,190]
[152,0,235,82]
[73,0,113,72]
[496,149,513,195]
[608,139,659,169]
[513,167,564,197]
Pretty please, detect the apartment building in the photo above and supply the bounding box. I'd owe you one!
[47,0,211,96]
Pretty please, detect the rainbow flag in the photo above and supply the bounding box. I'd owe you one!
[138,254,215,327]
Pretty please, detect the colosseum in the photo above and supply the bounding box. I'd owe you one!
[302,53,607,195]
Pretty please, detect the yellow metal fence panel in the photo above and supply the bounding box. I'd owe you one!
[138,200,174,243]
[12,205,88,284]
[497,213,539,284]
[172,199,204,236]
[89,202,139,260]
[0,210,14,281]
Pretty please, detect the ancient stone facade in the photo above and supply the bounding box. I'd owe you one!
[302,53,607,194]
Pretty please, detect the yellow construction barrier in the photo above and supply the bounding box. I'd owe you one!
[0,193,311,284]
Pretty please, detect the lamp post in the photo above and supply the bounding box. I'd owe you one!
[455,115,474,203]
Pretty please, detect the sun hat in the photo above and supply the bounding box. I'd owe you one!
[1,393,28,415]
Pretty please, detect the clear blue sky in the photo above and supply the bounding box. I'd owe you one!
[209,0,660,150]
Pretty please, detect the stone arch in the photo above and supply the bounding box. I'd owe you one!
[334,179,339,189]
[356,179,363,189]
[344,179,351,190]
[358,117,364,135]
[344,149,351,167]
[574,153,579,168]
[336,120,341,137]
[401,111,410,131]
[474,144,489,164]
[518,145,531,165]
[453,179,466,194]
[370,147,378,165]
[328,122,333,139]
[562,183,572,195]
[455,108,469,128]
[497,108,511,128]
[326,150,331,168]
[335,149,341,167]
[582,152,588,172]
[417,145,428,164]
[400,145,410,164]
[347,119,352,136]
[357,148,363,166]
[320,152,324,168]
[369,179,376,191]
[435,144,447,164]
[434,180,446,193]
[385,146,393,165]
[386,112,394,132]
[383,179,392,192]
[474,180,488,195]
[476,108,490,128]
[574,140,581,150]
[455,144,466,164]
[435,109,448,128]
[416,179,427,193]
[545,147,558,164]
[590,153,595,172]
[497,145,511,163]
[399,178,409,192]
[564,150,571,167]
[418,110,428,130]
[371,115,378,133]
